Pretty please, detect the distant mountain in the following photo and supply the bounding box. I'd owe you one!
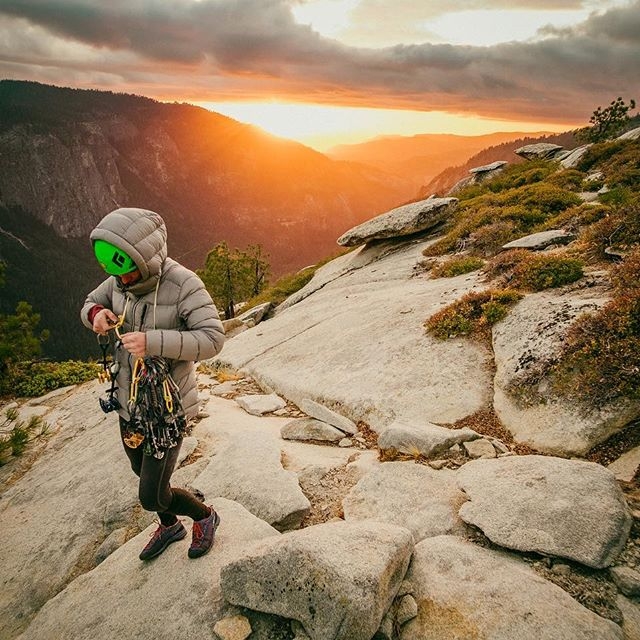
[420,131,578,197]
[0,80,416,359]
[327,132,553,189]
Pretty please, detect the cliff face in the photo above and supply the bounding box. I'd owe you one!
[0,122,128,237]
[0,82,415,261]
[0,81,415,359]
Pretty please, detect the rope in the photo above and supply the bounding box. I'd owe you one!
[127,356,187,459]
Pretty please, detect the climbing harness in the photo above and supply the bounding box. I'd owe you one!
[127,356,186,459]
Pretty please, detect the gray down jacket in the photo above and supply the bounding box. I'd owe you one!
[81,207,225,420]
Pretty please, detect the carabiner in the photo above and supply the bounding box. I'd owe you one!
[163,379,174,413]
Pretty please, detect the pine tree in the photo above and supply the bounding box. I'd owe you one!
[577,97,637,143]
[197,243,270,319]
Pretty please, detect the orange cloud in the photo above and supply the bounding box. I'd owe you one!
[0,0,637,124]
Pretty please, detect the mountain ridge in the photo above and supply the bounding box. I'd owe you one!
[0,80,415,359]
[327,130,559,188]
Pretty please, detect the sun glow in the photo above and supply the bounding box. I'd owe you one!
[197,100,575,151]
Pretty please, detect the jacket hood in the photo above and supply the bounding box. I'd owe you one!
[90,208,167,295]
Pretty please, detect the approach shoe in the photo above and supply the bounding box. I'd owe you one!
[139,520,187,561]
[188,508,220,559]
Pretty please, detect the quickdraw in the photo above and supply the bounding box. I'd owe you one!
[96,299,129,414]
[97,332,121,414]
[127,356,187,459]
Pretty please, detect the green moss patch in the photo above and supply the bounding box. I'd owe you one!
[425,289,522,340]
[431,256,484,278]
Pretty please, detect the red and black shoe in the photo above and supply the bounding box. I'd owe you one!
[139,520,187,561]
[188,508,220,559]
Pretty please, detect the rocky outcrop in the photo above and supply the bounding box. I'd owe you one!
[220,520,413,640]
[342,461,467,542]
[502,229,576,250]
[0,382,147,639]
[16,499,280,640]
[215,240,493,432]
[492,286,640,455]
[236,393,287,416]
[618,126,640,141]
[299,399,358,435]
[608,446,640,483]
[401,536,624,640]
[336,197,458,246]
[515,143,565,160]
[281,418,345,442]
[377,421,480,458]
[191,435,310,531]
[560,143,592,168]
[448,160,508,195]
[457,456,632,568]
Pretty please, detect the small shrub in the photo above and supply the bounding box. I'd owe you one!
[485,251,584,291]
[516,183,583,216]
[511,254,584,291]
[0,412,48,464]
[9,425,30,456]
[578,140,626,171]
[599,141,640,190]
[468,221,519,256]
[547,169,586,191]
[599,187,636,207]
[431,256,484,278]
[544,248,640,406]
[611,249,640,295]
[425,288,522,340]
[481,161,556,193]
[542,203,611,232]
[481,300,511,324]
[2,360,101,398]
[484,249,531,281]
[578,203,640,260]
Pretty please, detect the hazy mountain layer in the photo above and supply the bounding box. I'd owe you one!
[327,131,552,188]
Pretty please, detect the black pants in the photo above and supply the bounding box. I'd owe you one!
[119,418,209,525]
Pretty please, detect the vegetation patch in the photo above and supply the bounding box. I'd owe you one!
[424,181,582,258]
[484,252,584,292]
[577,139,640,193]
[430,256,484,278]
[1,360,100,398]
[546,169,587,191]
[538,249,640,406]
[578,202,640,261]
[0,409,50,465]
[425,289,522,340]
[242,266,317,309]
[540,203,611,233]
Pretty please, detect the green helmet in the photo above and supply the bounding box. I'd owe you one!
[93,239,137,276]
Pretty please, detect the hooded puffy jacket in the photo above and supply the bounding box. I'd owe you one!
[81,208,225,420]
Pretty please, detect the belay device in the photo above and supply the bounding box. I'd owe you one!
[127,356,187,459]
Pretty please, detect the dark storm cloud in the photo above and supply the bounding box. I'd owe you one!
[0,0,638,121]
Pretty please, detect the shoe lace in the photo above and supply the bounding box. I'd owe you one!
[192,520,204,543]
[148,521,166,539]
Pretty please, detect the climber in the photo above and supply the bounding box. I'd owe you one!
[81,207,225,561]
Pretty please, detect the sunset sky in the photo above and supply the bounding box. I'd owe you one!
[0,0,638,150]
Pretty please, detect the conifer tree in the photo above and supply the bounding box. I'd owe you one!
[577,97,637,142]
[197,243,270,319]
